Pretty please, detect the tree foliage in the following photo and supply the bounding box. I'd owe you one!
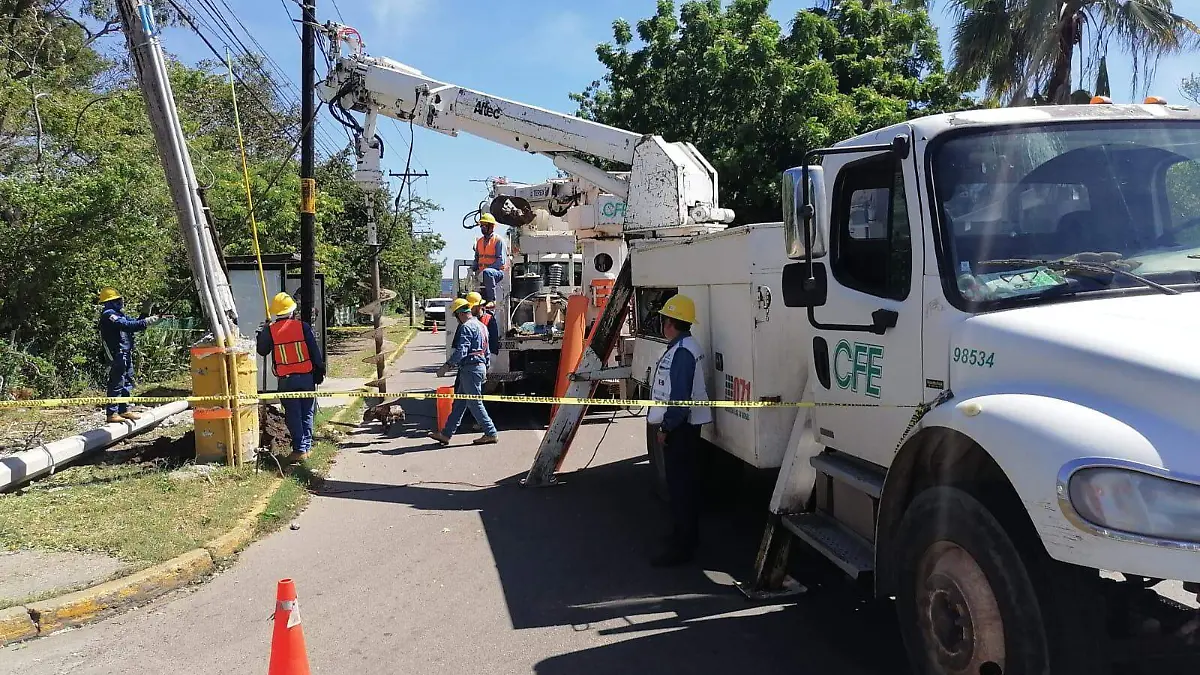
[0,1,444,394]
[573,0,973,223]
[948,0,1200,105]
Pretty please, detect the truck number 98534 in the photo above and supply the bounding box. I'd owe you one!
[953,347,995,368]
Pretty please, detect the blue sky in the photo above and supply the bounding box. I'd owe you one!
[151,0,1200,277]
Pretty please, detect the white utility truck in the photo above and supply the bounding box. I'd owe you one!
[627,102,1200,674]
[442,176,628,392]
[317,22,1200,674]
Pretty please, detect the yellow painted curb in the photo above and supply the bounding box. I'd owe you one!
[27,549,213,634]
[204,482,281,561]
[0,605,37,646]
[383,328,418,369]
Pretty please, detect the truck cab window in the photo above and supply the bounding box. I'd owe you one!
[1166,159,1200,247]
[831,156,911,301]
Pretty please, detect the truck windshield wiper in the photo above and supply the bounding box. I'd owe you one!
[975,258,1181,296]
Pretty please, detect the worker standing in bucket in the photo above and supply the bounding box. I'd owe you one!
[429,298,498,446]
[256,292,326,463]
[473,213,506,302]
[647,293,712,567]
[97,287,163,424]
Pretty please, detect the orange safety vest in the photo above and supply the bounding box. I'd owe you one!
[479,312,492,327]
[269,319,313,377]
[475,235,501,268]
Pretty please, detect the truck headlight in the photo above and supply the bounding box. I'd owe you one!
[1067,467,1200,543]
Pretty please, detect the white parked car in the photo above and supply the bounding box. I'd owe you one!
[421,298,452,327]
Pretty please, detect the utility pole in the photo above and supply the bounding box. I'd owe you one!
[299,0,317,326]
[388,170,429,329]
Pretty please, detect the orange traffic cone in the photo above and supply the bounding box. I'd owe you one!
[431,320,438,334]
[268,579,311,675]
[435,385,454,433]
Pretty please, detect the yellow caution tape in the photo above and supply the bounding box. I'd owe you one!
[0,390,915,410]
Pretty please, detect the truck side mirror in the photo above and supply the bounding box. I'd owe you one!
[782,261,827,308]
[782,166,827,261]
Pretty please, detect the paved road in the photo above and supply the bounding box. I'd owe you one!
[1,332,903,675]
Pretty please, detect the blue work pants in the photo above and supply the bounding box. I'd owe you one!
[105,351,135,415]
[480,268,504,302]
[280,372,317,454]
[441,363,497,438]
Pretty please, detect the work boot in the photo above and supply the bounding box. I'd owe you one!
[283,451,307,465]
[119,411,143,421]
[427,431,451,446]
[106,414,126,424]
[471,434,498,445]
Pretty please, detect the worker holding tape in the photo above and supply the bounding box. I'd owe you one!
[97,287,164,424]
[257,292,326,462]
[647,293,712,567]
[429,298,498,446]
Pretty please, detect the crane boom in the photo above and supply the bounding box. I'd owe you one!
[317,25,734,232]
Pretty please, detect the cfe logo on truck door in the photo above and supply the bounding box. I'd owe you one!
[832,340,885,398]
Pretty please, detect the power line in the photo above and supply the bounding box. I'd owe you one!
[173,0,344,157]
[329,0,345,23]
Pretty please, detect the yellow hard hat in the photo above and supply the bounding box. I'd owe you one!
[659,294,697,324]
[269,292,297,317]
[97,287,121,303]
[450,298,472,314]
[465,291,483,307]
[478,213,497,226]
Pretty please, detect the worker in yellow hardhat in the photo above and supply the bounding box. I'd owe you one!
[647,293,712,567]
[429,297,498,446]
[255,292,326,462]
[97,287,164,424]
[473,213,506,303]
[466,291,499,356]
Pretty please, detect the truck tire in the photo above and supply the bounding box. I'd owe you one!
[894,486,1053,675]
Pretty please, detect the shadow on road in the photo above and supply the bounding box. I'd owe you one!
[317,448,907,674]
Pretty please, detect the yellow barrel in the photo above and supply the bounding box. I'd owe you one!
[191,344,259,464]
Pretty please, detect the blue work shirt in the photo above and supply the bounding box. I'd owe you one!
[661,331,697,432]
[449,316,490,368]
[98,300,149,357]
[255,319,327,380]
[473,235,505,272]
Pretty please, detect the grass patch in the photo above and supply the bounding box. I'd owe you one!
[326,326,417,379]
[0,460,276,565]
[0,407,92,453]
[257,399,362,533]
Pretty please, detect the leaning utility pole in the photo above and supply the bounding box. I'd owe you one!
[118,0,238,344]
[299,0,317,325]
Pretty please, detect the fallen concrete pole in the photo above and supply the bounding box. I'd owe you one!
[0,401,190,492]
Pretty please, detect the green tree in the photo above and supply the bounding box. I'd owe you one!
[948,0,1200,105]
[0,2,444,392]
[574,0,971,223]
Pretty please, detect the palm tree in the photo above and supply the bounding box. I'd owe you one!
[948,0,1200,104]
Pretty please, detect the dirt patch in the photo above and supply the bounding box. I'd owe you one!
[259,404,291,453]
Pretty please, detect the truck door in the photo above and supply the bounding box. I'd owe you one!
[808,144,924,467]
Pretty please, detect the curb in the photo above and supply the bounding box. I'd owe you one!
[383,328,418,369]
[1,481,280,646]
[27,549,214,634]
[0,606,36,645]
[204,483,280,561]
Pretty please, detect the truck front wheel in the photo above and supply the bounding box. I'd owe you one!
[895,486,1051,675]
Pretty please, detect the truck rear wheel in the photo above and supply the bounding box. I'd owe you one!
[895,486,1051,675]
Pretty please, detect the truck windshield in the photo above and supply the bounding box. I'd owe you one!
[932,122,1200,305]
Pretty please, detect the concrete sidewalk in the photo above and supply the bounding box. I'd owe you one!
[1,331,901,675]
